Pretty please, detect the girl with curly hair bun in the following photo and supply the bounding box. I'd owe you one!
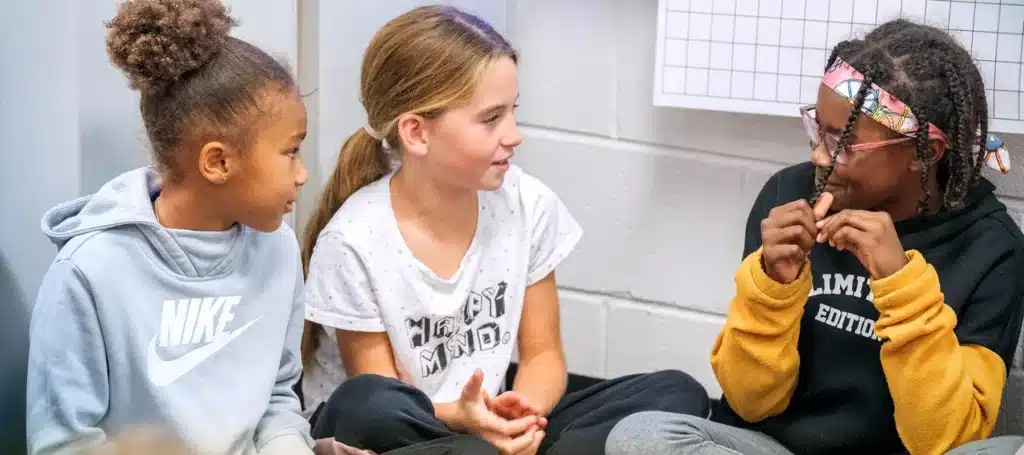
[25,1,400,454]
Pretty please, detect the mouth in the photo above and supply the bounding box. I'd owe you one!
[491,156,511,166]
[285,200,295,213]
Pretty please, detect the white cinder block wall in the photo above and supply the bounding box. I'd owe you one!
[510,0,1024,398]
[303,0,1024,398]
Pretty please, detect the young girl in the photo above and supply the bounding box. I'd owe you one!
[25,1,349,454]
[300,5,711,455]
[606,19,1024,455]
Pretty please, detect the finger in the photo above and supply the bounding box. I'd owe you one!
[765,225,815,253]
[818,210,874,243]
[766,202,817,233]
[499,428,540,455]
[518,430,544,455]
[817,210,850,242]
[531,430,545,453]
[333,442,376,455]
[490,394,523,418]
[816,212,838,243]
[484,412,538,437]
[505,404,529,420]
[491,404,519,421]
[818,209,877,230]
[779,198,813,214]
[764,244,805,265]
[812,192,834,220]
[782,205,818,236]
[501,393,541,418]
[460,369,484,403]
[829,225,867,253]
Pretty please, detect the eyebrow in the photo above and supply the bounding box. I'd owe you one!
[479,93,520,115]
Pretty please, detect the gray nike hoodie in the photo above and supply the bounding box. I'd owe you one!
[27,167,314,455]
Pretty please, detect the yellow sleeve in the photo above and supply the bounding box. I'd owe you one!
[710,247,811,423]
[872,250,1006,455]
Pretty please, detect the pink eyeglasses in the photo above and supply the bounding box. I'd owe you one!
[800,105,915,164]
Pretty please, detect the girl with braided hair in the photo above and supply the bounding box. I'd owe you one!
[606,18,1024,455]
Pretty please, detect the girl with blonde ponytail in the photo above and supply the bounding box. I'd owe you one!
[301,5,709,455]
[300,127,389,367]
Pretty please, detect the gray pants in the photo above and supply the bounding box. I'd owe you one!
[606,411,1024,455]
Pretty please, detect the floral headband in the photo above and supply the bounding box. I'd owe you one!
[823,57,1010,174]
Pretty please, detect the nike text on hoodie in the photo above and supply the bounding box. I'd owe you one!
[26,167,314,455]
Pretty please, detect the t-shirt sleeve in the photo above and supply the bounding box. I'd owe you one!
[304,231,385,332]
[518,172,583,285]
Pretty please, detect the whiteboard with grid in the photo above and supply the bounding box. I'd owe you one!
[654,0,1024,134]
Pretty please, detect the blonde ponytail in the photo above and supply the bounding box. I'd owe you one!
[300,128,389,367]
[298,4,516,369]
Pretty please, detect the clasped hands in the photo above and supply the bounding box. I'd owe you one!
[313,369,544,455]
[450,369,546,455]
[761,192,908,284]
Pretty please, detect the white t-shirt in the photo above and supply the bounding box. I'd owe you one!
[302,165,582,411]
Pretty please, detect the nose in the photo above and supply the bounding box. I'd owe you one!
[810,142,833,167]
[503,119,523,148]
[296,159,309,187]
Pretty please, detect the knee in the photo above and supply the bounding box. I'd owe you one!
[323,374,417,428]
[642,369,706,391]
[331,373,399,395]
[958,434,1024,455]
[640,370,711,417]
[606,411,710,455]
[947,436,1024,455]
[326,374,400,408]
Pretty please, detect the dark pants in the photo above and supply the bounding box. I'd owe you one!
[311,369,711,455]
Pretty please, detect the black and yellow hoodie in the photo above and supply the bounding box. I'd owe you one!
[712,162,1024,455]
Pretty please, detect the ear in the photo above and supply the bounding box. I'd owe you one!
[395,112,429,157]
[909,138,947,172]
[197,141,241,184]
[928,137,947,165]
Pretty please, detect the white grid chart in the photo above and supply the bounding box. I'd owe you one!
[653,0,1024,134]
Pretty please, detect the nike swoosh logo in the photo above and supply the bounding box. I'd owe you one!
[147,318,261,387]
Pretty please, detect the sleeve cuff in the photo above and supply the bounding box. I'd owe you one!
[870,250,954,345]
[257,432,314,455]
[870,250,934,311]
[305,304,385,332]
[868,251,933,303]
[740,247,812,307]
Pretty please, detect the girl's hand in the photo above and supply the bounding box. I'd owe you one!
[487,391,547,429]
[760,193,833,283]
[313,439,376,455]
[456,370,546,455]
[816,209,908,279]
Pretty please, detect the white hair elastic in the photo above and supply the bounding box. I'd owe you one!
[362,124,391,149]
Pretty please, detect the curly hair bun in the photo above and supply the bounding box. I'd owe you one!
[105,0,237,91]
